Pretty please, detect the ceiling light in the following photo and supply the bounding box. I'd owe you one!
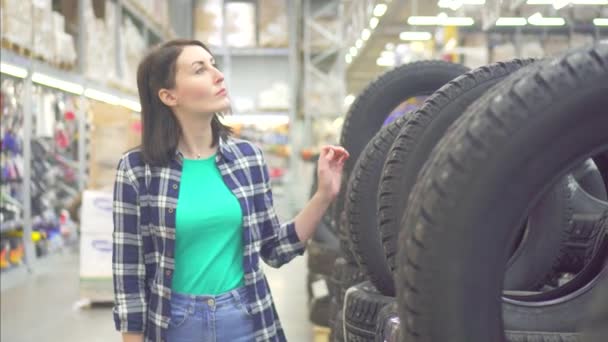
[385,43,395,51]
[0,62,28,78]
[84,88,120,105]
[355,39,363,49]
[496,17,528,26]
[361,28,371,41]
[370,17,379,29]
[438,0,464,10]
[572,0,608,4]
[373,3,388,17]
[376,56,395,67]
[528,12,566,26]
[344,94,355,106]
[119,98,141,112]
[349,46,358,56]
[32,73,84,94]
[552,0,570,8]
[594,18,608,26]
[381,50,395,59]
[400,31,433,41]
[345,54,353,64]
[408,14,475,26]
[408,16,440,25]
[443,16,475,26]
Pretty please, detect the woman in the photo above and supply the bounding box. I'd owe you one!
[112,39,349,342]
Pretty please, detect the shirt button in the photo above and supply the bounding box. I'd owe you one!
[207,299,215,306]
[165,270,172,276]
[172,184,178,190]
[168,208,174,213]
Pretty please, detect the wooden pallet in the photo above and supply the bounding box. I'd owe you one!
[1,38,33,58]
[313,325,330,342]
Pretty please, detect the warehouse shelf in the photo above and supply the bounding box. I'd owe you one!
[0,219,23,233]
[120,0,174,40]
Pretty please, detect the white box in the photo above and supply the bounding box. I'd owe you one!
[80,232,113,278]
[81,190,114,234]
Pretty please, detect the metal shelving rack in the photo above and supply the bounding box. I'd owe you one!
[0,0,175,272]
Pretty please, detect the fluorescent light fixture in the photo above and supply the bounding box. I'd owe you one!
[120,98,142,112]
[443,16,475,26]
[408,14,474,26]
[373,3,388,17]
[355,39,363,49]
[408,16,440,25]
[572,0,608,4]
[32,73,84,94]
[84,88,120,105]
[376,56,395,67]
[344,94,355,106]
[438,0,484,10]
[345,54,353,63]
[594,18,608,26]
[496,17,528,26]
[381,50,395,58]
[400,31,433,41]
[0,62,28,78]
[370,17,379,29]
[349,47,358,56]
[528,12,566,26]
[361,28,371,41]
[553,0,570,8]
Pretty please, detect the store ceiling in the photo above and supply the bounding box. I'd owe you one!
[346,0,608,95]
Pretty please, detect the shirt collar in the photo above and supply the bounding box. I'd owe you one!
[174,137,236,163]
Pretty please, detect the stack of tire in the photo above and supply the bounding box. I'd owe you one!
[319,42,608,342]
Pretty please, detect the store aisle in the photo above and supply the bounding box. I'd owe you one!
[0,195,313,342]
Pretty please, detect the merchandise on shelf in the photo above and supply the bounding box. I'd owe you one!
[195,0,223,46]
[1,0,33,50]
[225,2,256,48]
[1,78,25,232]
[83,0,118,83]
[259,0,288,48]
[119,15,146,91]
[130,0,170,29]
[258,82,290,111]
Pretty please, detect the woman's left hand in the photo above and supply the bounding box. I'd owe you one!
[316,145,350,203]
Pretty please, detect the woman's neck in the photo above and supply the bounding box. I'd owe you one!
[176,112,217,159]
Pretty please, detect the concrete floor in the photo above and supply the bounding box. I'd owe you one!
[0,193,315,342]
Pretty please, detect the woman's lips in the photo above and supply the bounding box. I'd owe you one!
[216,88,227,96]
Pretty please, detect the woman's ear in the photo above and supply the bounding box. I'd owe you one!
[158,88,177,107]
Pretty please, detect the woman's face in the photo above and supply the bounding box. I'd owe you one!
[162,45,230,115]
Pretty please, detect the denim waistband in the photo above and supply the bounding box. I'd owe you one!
[171,285,249,306]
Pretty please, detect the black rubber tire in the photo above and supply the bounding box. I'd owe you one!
[310,295,331,327]
[334,61,469,247]
[345,114,411,295]
[343,281,395,342]
[374,301,400,342]
[378,59,564,293]
[332,257,367,307]
[572,159,608,201]
[396,44,608,342]
[308,240,341,276]
[556,177,608,274]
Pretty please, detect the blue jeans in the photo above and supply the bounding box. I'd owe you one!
[167,286,255,342]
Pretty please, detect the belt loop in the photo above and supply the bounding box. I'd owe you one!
[231,288,241,303]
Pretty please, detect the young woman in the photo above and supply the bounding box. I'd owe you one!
[112,39,349,342]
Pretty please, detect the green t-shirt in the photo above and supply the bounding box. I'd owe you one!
[172,155,244,295]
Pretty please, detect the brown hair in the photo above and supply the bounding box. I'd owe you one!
[136,39,232,166]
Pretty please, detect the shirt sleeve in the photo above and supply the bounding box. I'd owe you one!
[112,156,147,332]
[255,148,307,268]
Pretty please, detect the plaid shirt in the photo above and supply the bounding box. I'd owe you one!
[112,137,306,342]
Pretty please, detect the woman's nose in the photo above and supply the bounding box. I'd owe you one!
[214,69,224,84]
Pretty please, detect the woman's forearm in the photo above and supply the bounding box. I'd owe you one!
[122,333,144,342]
[293,191,333,242]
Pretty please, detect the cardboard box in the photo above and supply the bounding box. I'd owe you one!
[80,190,113,234]
[80,231,113,278]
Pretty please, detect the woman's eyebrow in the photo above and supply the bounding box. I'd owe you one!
[191,61,206,67]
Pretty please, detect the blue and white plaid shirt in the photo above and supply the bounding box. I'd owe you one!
[112,137,306,342]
